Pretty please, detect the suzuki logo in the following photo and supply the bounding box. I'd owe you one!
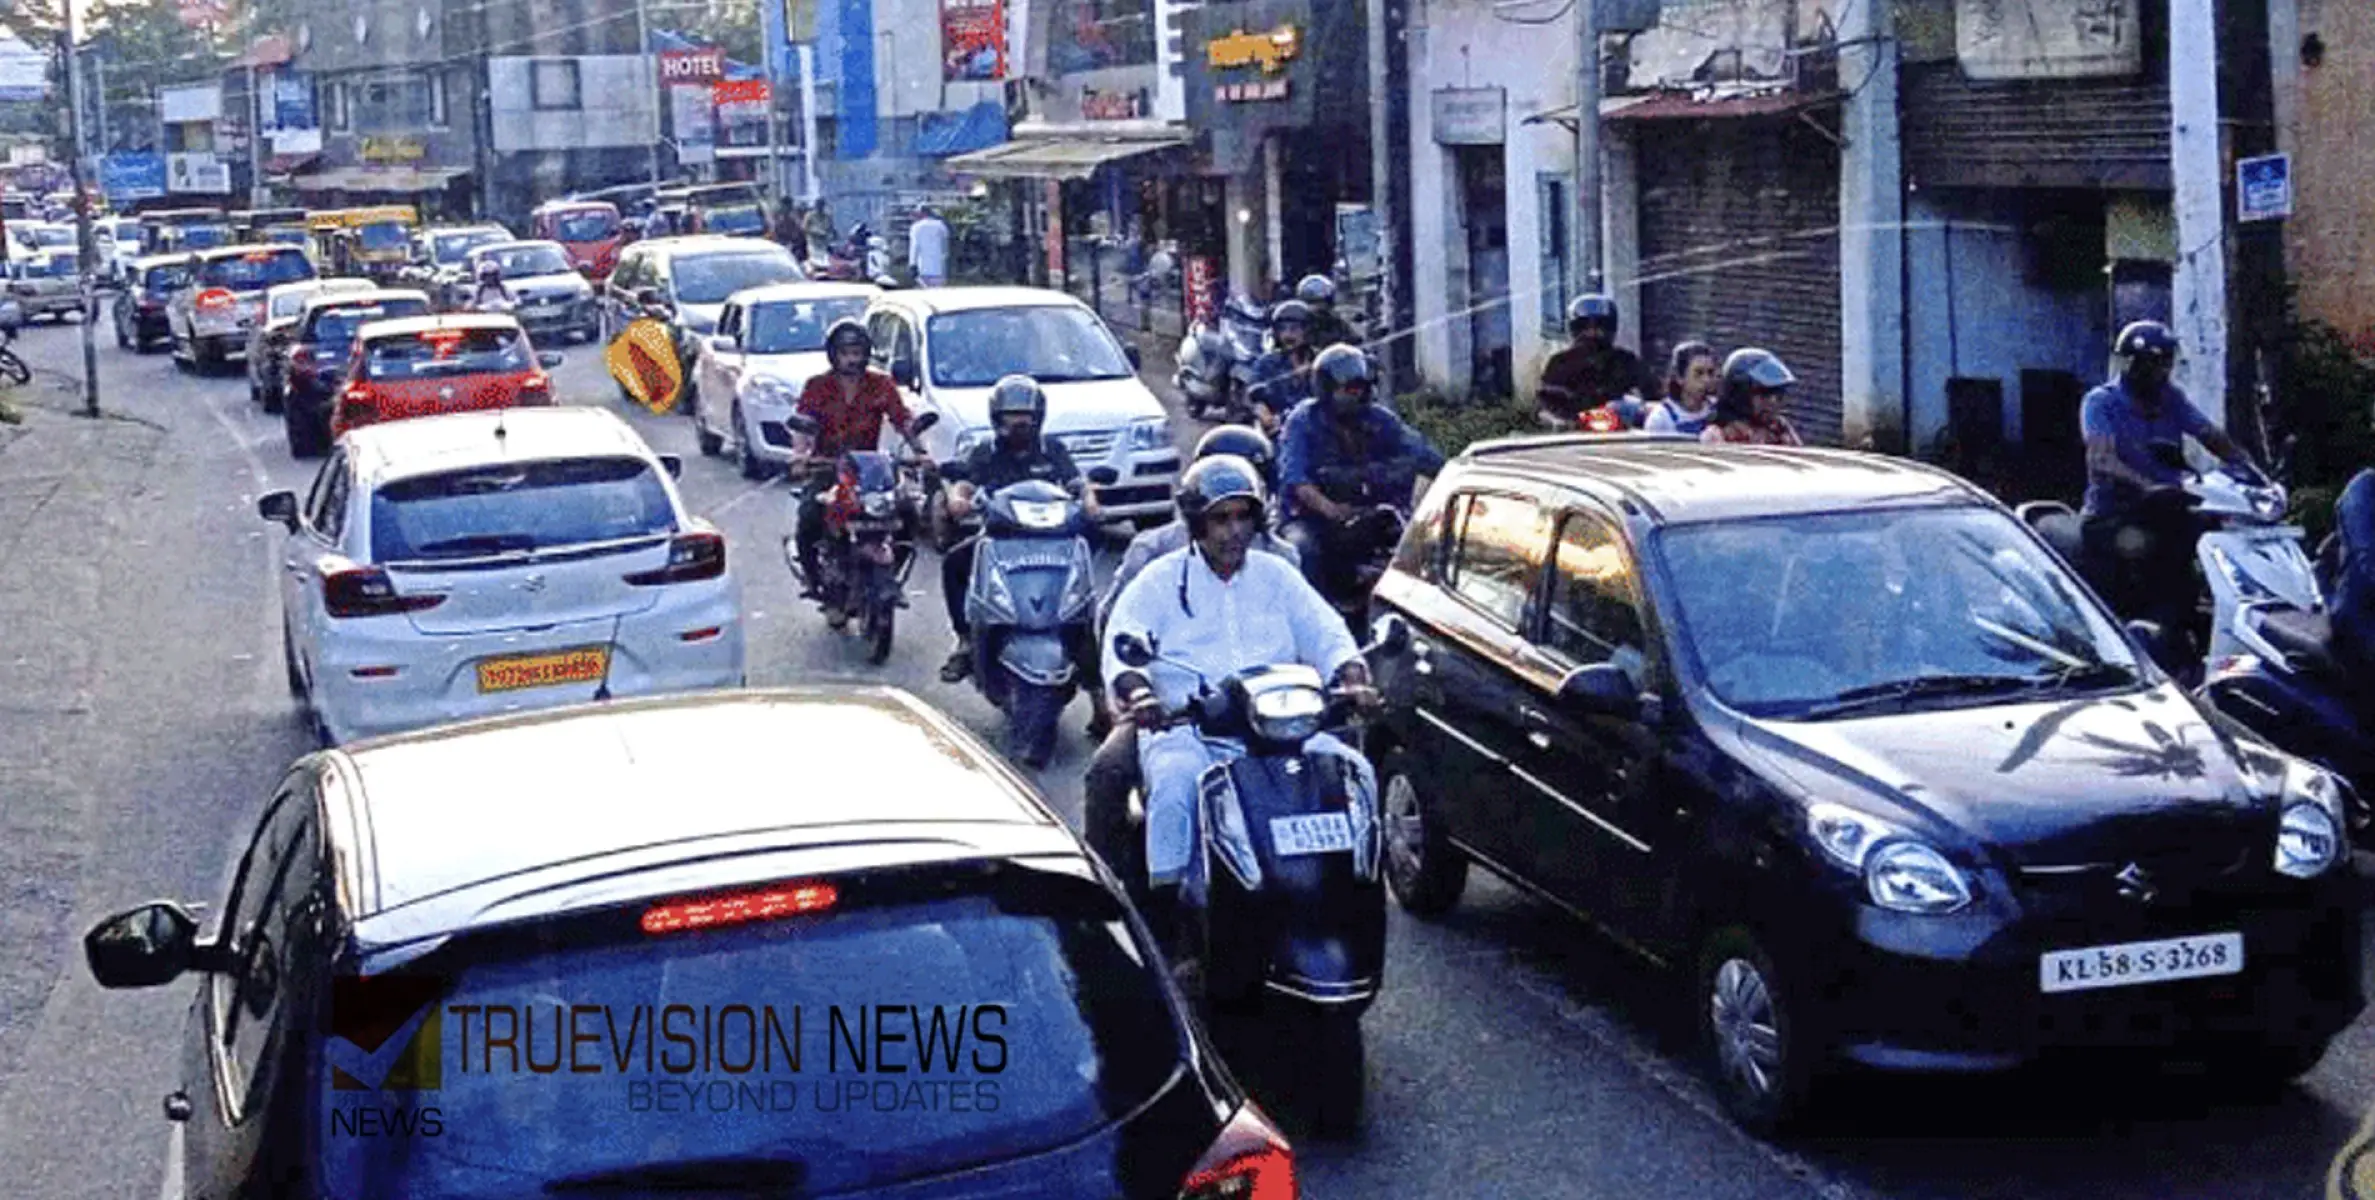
[438,386,456,400]
[519,573,546,593]
[2114,863,2157,904]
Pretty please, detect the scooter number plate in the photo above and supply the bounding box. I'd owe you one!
[1270,812,1355,857]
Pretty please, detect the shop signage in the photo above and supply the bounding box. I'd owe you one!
[1956,0,2139,80]
[272,72,317,131]
[100,152,168,203]
[360,136,426,162]
[1082,86,1149,120]
[1430,86,1504,144]
[671,85,716,164]
[2237,153,2291,223]
[1184,255,1218,324]
[1183,0,1326,171]
[166,152,231,195]
[1206,25,1300,73]
[942,0,1006,81]
[1216,79,1289,103]
[659,47,726,82]
[712,79,771,105]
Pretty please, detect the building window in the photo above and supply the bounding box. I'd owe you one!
[1538,172,1571,338]
[532,60,581,111]
[428,71,448,128]
[1048,0,1154,72]
[329,81,351,133]
[353,73,436,133]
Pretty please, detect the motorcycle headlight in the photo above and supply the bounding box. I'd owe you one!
[1128,416,1170,451]
[862,491,894,518]
[1249,683,1328,742]
[2274,759,2348,879]
[1009,499,1070,531]
[1806,802,1973,915]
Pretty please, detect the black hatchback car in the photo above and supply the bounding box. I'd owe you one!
[1366,434,2363,1132]
[112,255,191,352]
[279,289,433,458]
[85,689,1295,1198]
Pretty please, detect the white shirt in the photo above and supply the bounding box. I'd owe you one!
[1102,544,1360,714]
[907,216,950,277]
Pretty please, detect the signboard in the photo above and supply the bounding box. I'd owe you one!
[607,318,685,413]
[360,136,426,162]
[100,152,168,202]
[1183,0,1331,171]
[272,73,317,130]
[1431,87,1504,144]
[713,79,771,105]
[942,0,1006,81]
[0,33,48,103]
[2237,153,2292,223]
[1183,255,1218,324]
[1082,86,1149,120]
[160,83,223,124]
[272,128,324,155]
[659,48,726,82]
[670,85,716,164]
[1957,0,2140,80]
[1335,204,1380,281]
[784,0,818,43]
[166,152,232,195]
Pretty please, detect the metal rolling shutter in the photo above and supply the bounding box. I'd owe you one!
[1635,119,1844,446]
[1900,64,2172,191]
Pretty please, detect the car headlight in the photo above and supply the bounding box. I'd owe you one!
[2275,759,2348,879]
[1806,802,1973,914]
[742,378,796,412]
[1128,416,1170,451]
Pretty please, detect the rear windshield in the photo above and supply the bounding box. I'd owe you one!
[318,866,1181,1197]
[702,203,766,235]
[358,222,411,250]
[142,264,191,292]
[197,248,315,290]
[371,456,676,562]
[363,328,530,379]
[305,298,433,345]
[26,256,74,277]
[552,210,617,241]
[433,230,507,264]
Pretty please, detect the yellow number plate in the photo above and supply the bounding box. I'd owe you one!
[476,646,610,694]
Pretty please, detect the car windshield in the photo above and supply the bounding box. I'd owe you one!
[702,202,767,234]
[142,265,190,292]
[745,296,871,353]
[196,249,315,290]
[22,226,71,247]
[371,456,675,561]
[483,245,571,276]
[551,210,618,241]
[434,231,506,264]
[1653,506,2142,719]
[27,256,74,278]
[307,298,432,345]
[362,327,530,379]
[176,225,230,249]
[318,867,1181,1199]
[672,250,799,304]
[926,307,1135,387]
[358,222,412,250]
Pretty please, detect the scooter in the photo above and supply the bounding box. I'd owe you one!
[2195,600,2375,847]
[780,411,937,664]
[1175,294,1270,422]
[949,466,1114,767]
[1303,461,1420,644]
[1106,615,1408,1137]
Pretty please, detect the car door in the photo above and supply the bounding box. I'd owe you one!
[282,452,350,679]
[1511,504,1675,945]
[701,301,744,423]
[601,250,641,336]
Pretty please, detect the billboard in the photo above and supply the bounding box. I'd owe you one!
[167,152,232,194]
[0,31,47,103]
[942,0,1006,81]
[101,152,168,202]
[669,84,715,164]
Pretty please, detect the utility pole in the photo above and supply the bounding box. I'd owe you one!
[248,63,265,207]
[59,27,99,418]
[92,52,106,153]
[797,44,819,202]
[1572,0,1602,293]
[636,0,662,185]
[1365,0,1395,396]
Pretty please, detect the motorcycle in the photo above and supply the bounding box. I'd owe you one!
[1175,294,1271,423]
[1304,461,1422,644]
[1105,615,1408,1136]
[809,226,888,283]
[779,411,938,663]
[948,465,1115,768]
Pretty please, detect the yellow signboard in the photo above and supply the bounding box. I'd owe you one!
[360,137,427,163]
[1206,25,1300,74]
[607,319,685,415]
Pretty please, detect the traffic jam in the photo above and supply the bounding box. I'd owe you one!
[6,185,2372,1200]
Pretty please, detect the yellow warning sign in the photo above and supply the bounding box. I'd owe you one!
[607,318,685,415]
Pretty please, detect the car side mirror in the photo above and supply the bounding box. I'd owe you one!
[84,901,209,989]
[658,454,683,479]
[1114,632,1156,668]
[537,351,564,369]
[1088,466,1120,486]
[258,490,298,531]
[1559,662,1643,721]
[1125,344,1142,371]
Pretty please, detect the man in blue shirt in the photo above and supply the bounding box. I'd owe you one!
[2331,469,2375,683]
[1276,345,1445,594]
[2078,320,2262,637]
[1245,299,1320,436]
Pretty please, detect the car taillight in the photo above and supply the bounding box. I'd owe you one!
[642,881,838,935]
[321,563,443,618]
[518,372,553,405]
[625,532,725,585]
[337,387,376,430]
[1179,1104,1295,1200]
[195,288,235,312]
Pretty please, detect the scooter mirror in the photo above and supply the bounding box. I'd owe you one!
[1368,613,1410,655]
[783,412,820,436]
[1113,633,1156,668]
[908,410,939,436]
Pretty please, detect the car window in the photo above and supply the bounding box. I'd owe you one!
[890,316,919,378]
[316,457,352,543]
[144,264,191,292]
[924,306,1134,387]
[866,311,898,367]
[370,456,679,562]
[670,249,800,304]
[303,450,344,535]
[1543,511,1650,677]
[552,210,617,241]
[717,303,740,340]
[197,248,315,290]
[270,290,313,319]
[211,781,319,1120]
[749,297,870,354]
[1444,492,1547,630]
[362,327,530,379]
[304,298,432,345]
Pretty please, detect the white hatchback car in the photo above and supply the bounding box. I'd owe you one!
[688,280,879,479]
[259,406,745,745]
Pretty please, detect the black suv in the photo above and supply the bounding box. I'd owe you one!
[112,256,190,352]
[280,289,432,458]
[84,689,1294,1198]
[1366,433,2363,1133]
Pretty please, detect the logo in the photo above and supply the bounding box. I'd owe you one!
[329,975,447,1092]
[606,317,684,414]
[437,385,455,400]
[2113,863,2157,904]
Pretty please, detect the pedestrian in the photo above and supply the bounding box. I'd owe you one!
[908,204,951,288]
[777,199,809,261]
[805,201,836,256]
[1641,341,1719,435]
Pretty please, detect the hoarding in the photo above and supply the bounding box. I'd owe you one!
[942,0,1006,81]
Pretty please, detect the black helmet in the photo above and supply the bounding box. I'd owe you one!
[824,318,871,355]
[1313,344,1375,407]
[2115,320,2179,362]
[1716,347,1796,418]
[1295,274,1336,306]
[1567,293,1619,333]
[987,374,1047,425]
[1195,424,1274,472]
[1175,453,1268,533]
[1270,299,1314,328]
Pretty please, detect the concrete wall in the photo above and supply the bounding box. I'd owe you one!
[488,56,659,151]
[2288,0,2375,341]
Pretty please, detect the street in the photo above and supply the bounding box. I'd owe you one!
[1,313,2372,1199]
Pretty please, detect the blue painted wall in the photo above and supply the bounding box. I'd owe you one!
[835,0,879,158]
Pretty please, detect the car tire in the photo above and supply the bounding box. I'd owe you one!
[1380,751,1468,916]
[1699,926,1823,1137]
[735,403,768,481]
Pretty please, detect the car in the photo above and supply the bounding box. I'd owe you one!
[259,407,742,743]
[8,219,74,257]
[861,287,1178,526]
[167,243,320,372]
[464,238,600,343]
[1364,432,2367,1133]
[330,312,562,443]
[598,235,804,384]
[281,289,436,458]
[407,223,513,308]
[688,280,879,478]
[95,217,143,282]
[80,687,1292,1199]
[6,249,83,321]
[529,198,624,279]
[248,278,376,413]
[112,254,192,351]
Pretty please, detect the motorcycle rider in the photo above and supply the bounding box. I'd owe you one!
[466,259,512,312]
[2332,469,2375,685]
[1247,299,1320,434]
[2077,320,2262,640]
[1538,294,1648,429]
[1275,344,1446,592]
[1642,341,1720,435]
[1296,274,1358,351]
[938,374,1103,688]
[789,320,925,621]
[1701,348,1806,446]
[1102,454,1383,947]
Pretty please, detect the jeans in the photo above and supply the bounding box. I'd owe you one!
[1137,727,1367,905]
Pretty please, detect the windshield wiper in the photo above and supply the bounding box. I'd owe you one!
[2018,661,2138,691]
[543,1155,809,1195]
[1797,673,2041,719]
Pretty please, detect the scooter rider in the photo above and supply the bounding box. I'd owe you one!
[1539,294,1648,428]
[1247,299,1320,433]
[1296,274,1358,351]
[1276,345,1446,592]
[2334,469,2375,687]
[939,374,1103,684]
[790,320,924,617]
[2078,320,2263,639]
[467,259,513,311]
[1102,455,1382,945]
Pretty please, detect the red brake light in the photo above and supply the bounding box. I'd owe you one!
[519,372,553,405]
[195,287,235,311]
[321,563,443,618]
[625,531,725,585]
[642,882,838,935]
[1179,1104,1296,1200]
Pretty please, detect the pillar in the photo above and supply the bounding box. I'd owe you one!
[2169,0,2230,425]
[1837,0,1906,452]
[1603,125,1641,359]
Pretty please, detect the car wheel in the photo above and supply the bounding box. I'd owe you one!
[1380,752,1468,916]
[735,403,768,481]
[1700,926,1822,1137]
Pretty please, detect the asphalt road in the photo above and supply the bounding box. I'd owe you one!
[2,311,2372,1199]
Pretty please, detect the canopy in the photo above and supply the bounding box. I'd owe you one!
[943,134,1192,181]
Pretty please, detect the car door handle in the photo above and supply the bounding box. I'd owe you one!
[1519,706,1553,749]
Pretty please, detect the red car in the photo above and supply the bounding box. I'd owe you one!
[330,313,564,439]
[530,199,625,281]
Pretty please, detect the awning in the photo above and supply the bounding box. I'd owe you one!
[914,101,1010,159]
[289,166,468,193]
[1523,88,1840,130]
[944,134,1192,181]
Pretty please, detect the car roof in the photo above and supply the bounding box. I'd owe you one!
[729,281,879,306]
[190,242,306,261]
[630,235,789,259]
[300,287,429,315]
[344,406,648,491]
[872,286,1088,316]
[354,311,524,340]
[1446,434,1987,525]
[469,239,565,256]
[329,688,1071,925]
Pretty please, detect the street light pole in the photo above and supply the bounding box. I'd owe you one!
[1572,0,1602,293]
[59,23,99,417]
[636,0,661,185]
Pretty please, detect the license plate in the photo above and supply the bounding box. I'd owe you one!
[2038,931,2243,994]
[1270,812,1355,857]
[476,646,610,694]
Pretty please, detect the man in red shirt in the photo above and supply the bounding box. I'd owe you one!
[790,319,923,600]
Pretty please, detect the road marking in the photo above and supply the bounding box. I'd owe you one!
[195,378,287,705]
[703,479,778,520]
[158,1124,184,1200]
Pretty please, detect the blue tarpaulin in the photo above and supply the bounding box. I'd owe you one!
[913,102,1009,158]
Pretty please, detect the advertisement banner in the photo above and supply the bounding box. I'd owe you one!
[1957,0,2141,80]
[100,152,168,203]
[273,72,317,131]
[166,152,232,195]
[670,84,716,165]
[941,0,1006,82]
[1184,255,1218,325]
[659,48,726,83]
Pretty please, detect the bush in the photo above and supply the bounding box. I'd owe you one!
[1398,391,1539,456]
[2275,322,2375,532]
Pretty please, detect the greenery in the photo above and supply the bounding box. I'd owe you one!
[1398,391,1540,456]
[2274,320,2375,542]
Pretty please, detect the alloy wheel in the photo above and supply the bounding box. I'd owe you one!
[1710,957,1783,1103]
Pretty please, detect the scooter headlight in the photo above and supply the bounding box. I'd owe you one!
[2248,486,2287,523]
[862,491,894,518]
[1248,684,1328,743]
[1009,499,1071,531]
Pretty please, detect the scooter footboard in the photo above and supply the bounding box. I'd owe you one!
[1200,753,1386,1007]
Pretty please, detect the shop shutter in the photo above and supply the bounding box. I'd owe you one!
[1901,64,2172,192]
